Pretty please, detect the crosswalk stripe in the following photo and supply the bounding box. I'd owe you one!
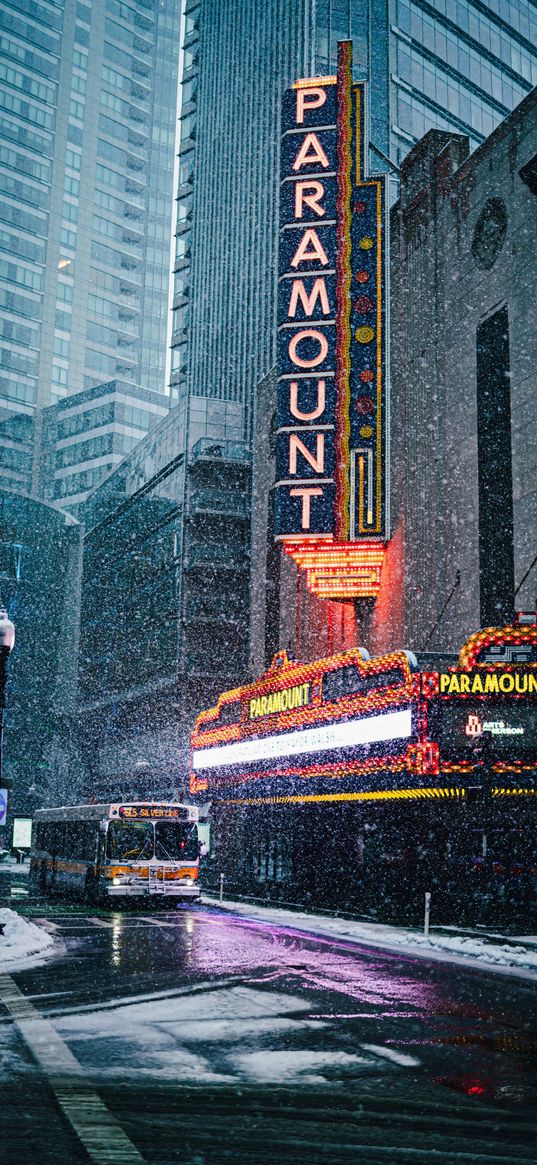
[0,974,146,1164]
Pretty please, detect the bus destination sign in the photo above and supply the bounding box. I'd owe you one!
[118,805,188,820]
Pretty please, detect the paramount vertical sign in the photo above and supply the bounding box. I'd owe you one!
[275,43,389,600]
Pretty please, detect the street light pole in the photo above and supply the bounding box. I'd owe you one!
[0,606,16,793]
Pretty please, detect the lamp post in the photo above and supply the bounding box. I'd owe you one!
[0,606,15,793]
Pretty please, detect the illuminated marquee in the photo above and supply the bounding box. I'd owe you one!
[249,683,311,719]
[193,708,412,771]
[275,42,388,599]
[191,624,537,800]
[439,671,537,695]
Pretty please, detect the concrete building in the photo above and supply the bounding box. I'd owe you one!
[73,405,251,798]
[378,83,537,654]
[0,0,180,495]
[171,0,537,682]
[38,378,168,516]
[249,85,537,665]
[172,0,537,455]
[0,488,82,819]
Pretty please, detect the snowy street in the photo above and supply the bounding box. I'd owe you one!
[2,866,537,1165]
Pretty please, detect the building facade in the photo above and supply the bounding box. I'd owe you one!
[0,488,82,819]
[39,378,168,515]
[172,0,537,457]
[74,405,251,798]
[380,85,537,654]
[0,0,180,495]
[249,85,537,666]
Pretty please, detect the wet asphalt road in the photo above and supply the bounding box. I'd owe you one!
[2,868,537,1165]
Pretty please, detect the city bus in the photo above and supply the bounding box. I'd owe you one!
[190,623,537,921]
[30,802,202,902]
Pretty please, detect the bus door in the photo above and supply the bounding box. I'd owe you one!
[97,821,108,879]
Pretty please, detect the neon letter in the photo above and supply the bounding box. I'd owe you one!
[289,379,326,421]
[289,487,323,530]
[288,277,330,318]
[294,180,326,219]
[292,133,330,171]
[288,329,328,368]
[290,229,329,268]
[289,432,325,475]
[296,87,327,124]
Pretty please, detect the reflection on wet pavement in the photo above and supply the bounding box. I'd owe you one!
[2,872,537,1162]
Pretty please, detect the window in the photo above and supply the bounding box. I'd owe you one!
[60,227,77,250]
[54,335,70,359]
[71,73,86,95]
[155,823,198,861]
[64,174,80,197]
[62,200,78,223]
[55,308,71,331]
[69,97,85,121]
[57,280,73,303]
[181,77,197,105]
[476,306,514,626]
[0,259,43,291]
[107,821,154,860]
[102,64,131,92]
[52,360,68,386]
[177,198,192,222]
[175,232,191,260]
[73,48,88,70]
[178,156,194,187]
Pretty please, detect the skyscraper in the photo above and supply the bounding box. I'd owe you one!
[172,0,537,447]
[0,0,180,495]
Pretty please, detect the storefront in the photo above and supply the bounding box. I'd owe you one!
[191,624,537,926]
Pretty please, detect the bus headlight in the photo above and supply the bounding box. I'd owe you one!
[183,877,194,885]
[112,877,121,886]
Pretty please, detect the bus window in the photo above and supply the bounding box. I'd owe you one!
[107,821,154,861]
[71,821,87,859]
[155,822,198,861]
[50,822,65,854]
[82,822,98,861]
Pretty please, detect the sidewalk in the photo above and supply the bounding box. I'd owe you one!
[201,893,537,982]
[0,854,30,875]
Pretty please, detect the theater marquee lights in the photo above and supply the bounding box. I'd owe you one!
[275,41,389,599]
[191,624,537,800]
[192,708,412,771]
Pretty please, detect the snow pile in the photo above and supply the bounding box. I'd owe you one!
[0,907,55,970]
[202,896,537,980]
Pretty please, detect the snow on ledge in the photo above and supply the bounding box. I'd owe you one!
[0,908,56,970]
[201,895,537,982]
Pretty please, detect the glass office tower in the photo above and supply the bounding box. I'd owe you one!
[172,0,537,444]
[0,0,180,495]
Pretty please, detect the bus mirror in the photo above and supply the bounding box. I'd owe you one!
[199,842,209,857]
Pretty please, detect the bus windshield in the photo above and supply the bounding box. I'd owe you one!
[155,822,198,861]
[106,821,199,862]
[107,822,154,861]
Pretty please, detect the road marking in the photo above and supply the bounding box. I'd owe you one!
[0,974,146,1164]
[88,917,116,928]
[137,916,177,927]
[33,917,61,932]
